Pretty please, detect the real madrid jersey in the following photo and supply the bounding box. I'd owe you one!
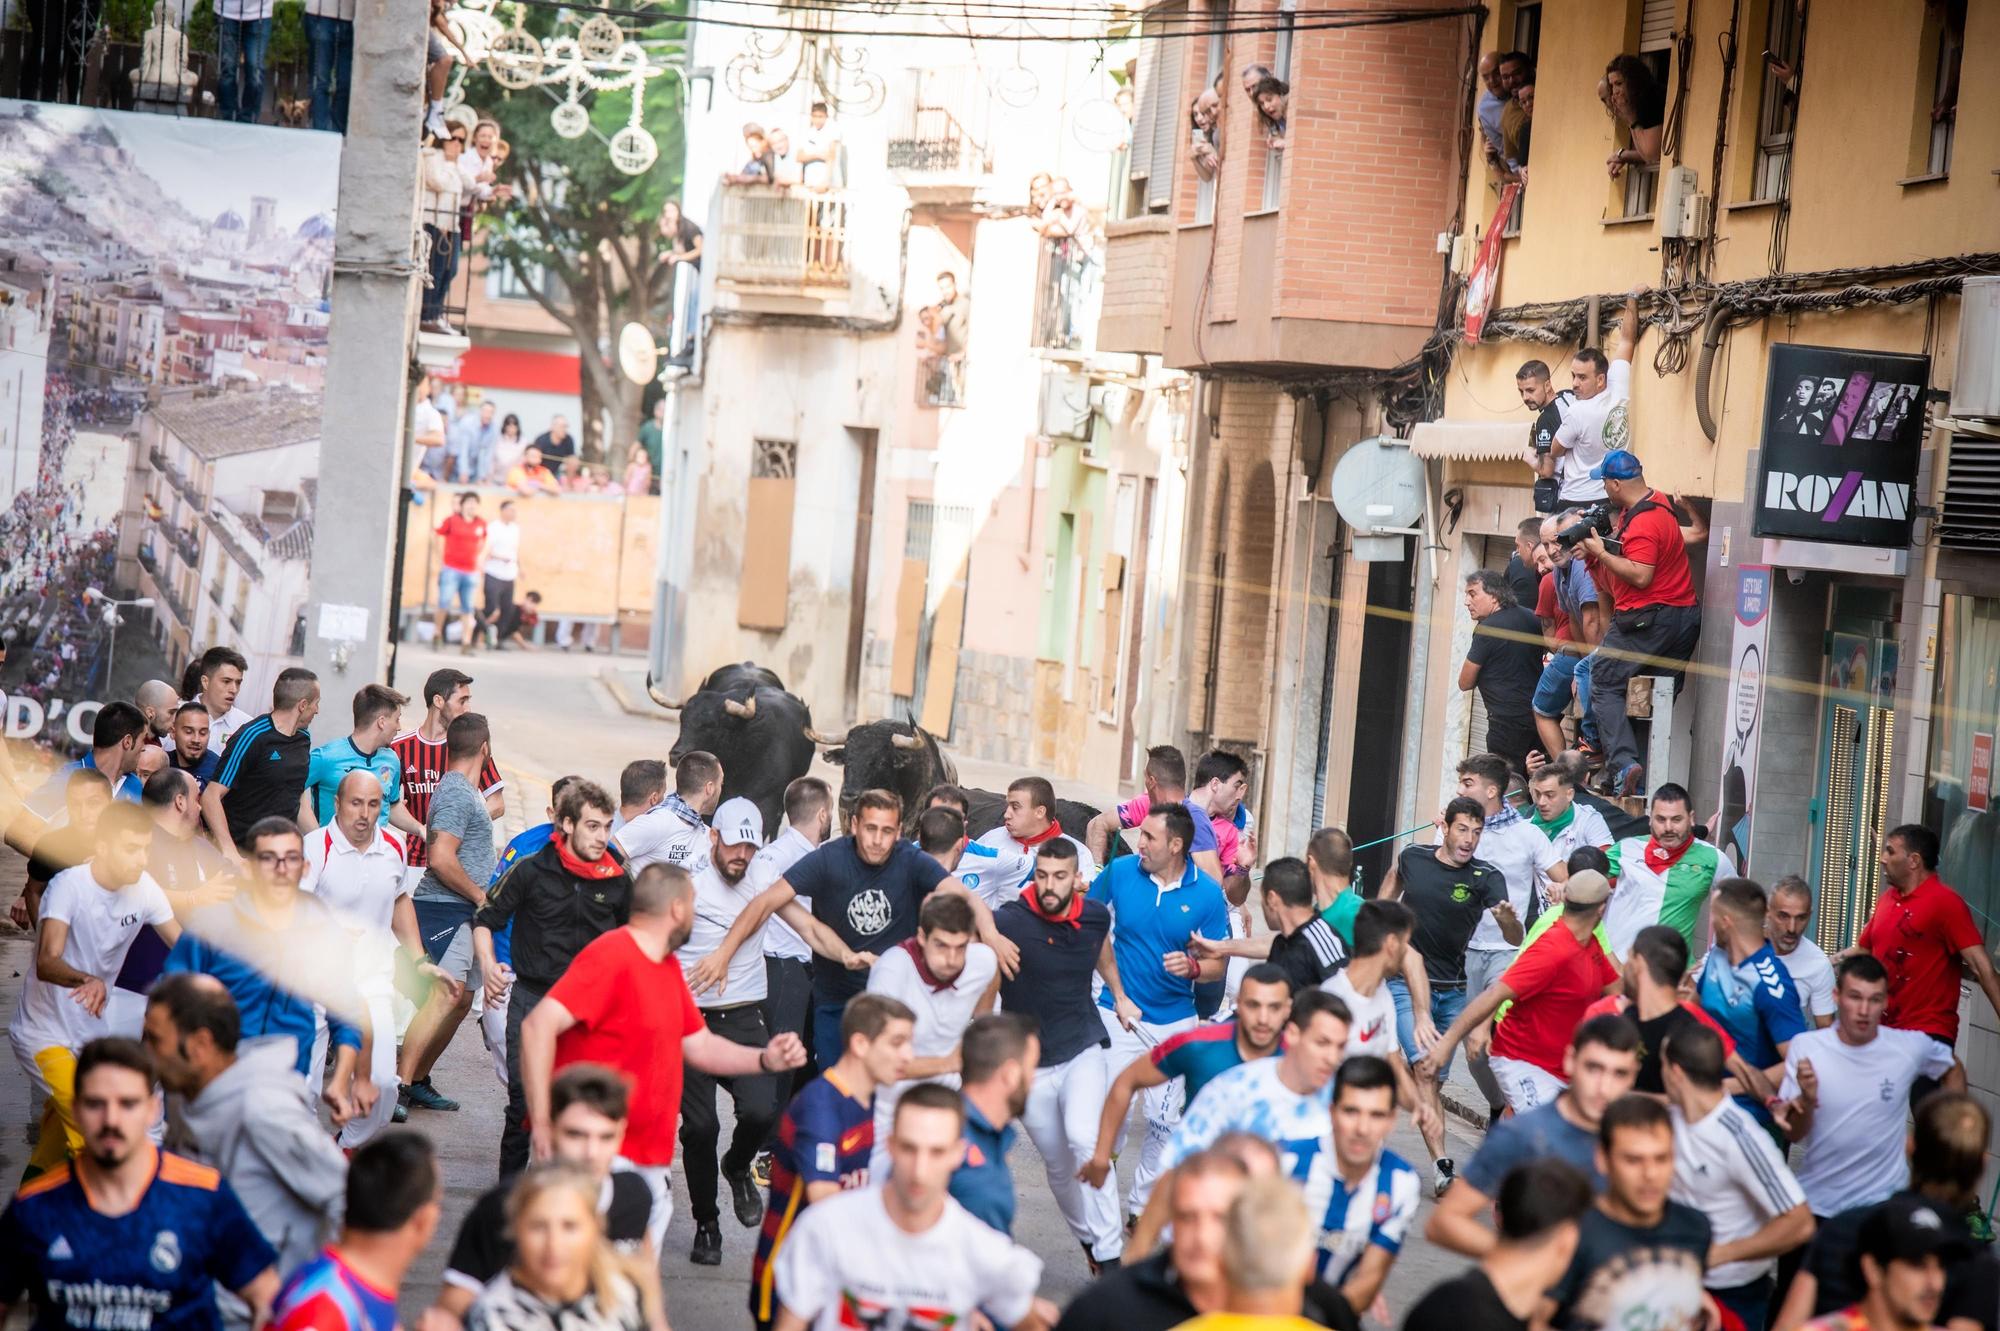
[0,1149,277,1331]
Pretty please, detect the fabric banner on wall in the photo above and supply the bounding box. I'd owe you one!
[1461,182,1520,344]
[1715,565,1772,875]
[0,99,339,758]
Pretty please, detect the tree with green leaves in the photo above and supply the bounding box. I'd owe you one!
[459,5,686,462]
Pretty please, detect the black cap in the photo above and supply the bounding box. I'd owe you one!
[1857,1194,1974,1267]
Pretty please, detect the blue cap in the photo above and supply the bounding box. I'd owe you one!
[1591,449,1643,481]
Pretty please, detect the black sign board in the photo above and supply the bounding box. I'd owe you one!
[1753,343,1930,547]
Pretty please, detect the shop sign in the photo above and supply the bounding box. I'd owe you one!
[1971,732,1994,813]
[1754,343,1930,547]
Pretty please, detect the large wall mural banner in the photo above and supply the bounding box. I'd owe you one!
[0,99,338,781]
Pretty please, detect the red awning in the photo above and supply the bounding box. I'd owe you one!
[441,346,581,395]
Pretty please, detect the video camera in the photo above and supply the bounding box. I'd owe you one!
[1553,503,1615,552]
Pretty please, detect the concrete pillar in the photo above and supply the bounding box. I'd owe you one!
[301,0,426,691]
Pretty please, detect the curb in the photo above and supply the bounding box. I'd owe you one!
[597,666,677,722]
[1440,1083,1496,1134]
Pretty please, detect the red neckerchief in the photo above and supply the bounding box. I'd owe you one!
[1023,888,1085,929]
[553,833,624,881]
[899,937,956,991]
[1643,835,1695,877]
[1016,822,1064,850]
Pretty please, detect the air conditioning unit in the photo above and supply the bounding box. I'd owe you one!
[1039,370,1092,439]
[1656,165,1699,239]
[1954,276,2000,420]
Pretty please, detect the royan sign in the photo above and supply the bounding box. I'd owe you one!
[1753,343,1930,547]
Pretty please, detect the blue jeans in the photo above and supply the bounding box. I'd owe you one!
[812,1000,849,1070]
[1533,651,1599,747]
[438,567,477,614]
[1390,977,1470,1080]
[1573,651,1599,746]
[303,14,353,132]
[217,16,271,123]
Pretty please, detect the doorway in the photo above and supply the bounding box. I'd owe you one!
[1808,584,1901,952]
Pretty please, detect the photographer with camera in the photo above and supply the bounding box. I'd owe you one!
[1575,450,1699,797]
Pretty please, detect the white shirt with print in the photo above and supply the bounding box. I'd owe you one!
[11,867,174,1055]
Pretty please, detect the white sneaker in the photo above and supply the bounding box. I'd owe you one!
[425,106,448,140]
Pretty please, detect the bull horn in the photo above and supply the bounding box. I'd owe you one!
[891,732,924,750]
[804,726,849,746]
[724,696,757,719]
[643,673,683,710]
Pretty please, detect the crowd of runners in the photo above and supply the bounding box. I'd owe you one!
[2,651,1997,1331]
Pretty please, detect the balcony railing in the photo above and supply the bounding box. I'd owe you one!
[715,187,850,290]
[1030,236,1101,353]
[917,354,967,408]
[885,67,992,179]
[419,202,473,332]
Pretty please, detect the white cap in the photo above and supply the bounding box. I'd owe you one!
[713,797,765,848]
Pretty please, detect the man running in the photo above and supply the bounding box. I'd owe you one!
[769,1085,1046,1331]
[201,668,319,867]
[192,645,253,756]
[1405,1160,1595,1331]
[1589,925,1762,1097]
[616,749,722,877]
[974,775,1097,898]
[1086,802,1231,1221]
[1421,869,1618,1115]
[751,995,915,1331]
[271,1135,440,1331]
[1798,1197,1972,1331]
[1767,875,1836,1030]
[1314,1056,1422,1314]
[1526,761,1614,873]
[1603,783,1720,959]
[1696,877,1807,1132]
[1428,1015,1641,1256]
[748,777,834,1106]
[918,785,1034,909]
[0,1038,280,1330]
[988,838,1125,1270]
[1323,900,1437,1141]
[300,685,419,840]
[1188,856,1346,993]
[1660,1024,1812,1331]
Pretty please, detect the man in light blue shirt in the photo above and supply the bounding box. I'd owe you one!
[448,401,501,484]
[302,683,422,841]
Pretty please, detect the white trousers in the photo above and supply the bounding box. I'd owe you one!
[620,1159,674,1253]
[1100,1009,1195,1216]
[1020,1046,1124,1261]
[869,1073,958,1182]
[1488,1054,1567,1114]
[480,979,510,1087]
[311,993,400,1148]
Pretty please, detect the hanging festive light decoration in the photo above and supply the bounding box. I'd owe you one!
[723,3,884,115]
[446,0,683,175]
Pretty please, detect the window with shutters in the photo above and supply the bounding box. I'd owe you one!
[1258,2,1294,212]
[1908,0,1963,179]
[1750,0,1802,201]
[1938,431,2000,551]
[1126,3,1188,217]
[1617,0,1674,218]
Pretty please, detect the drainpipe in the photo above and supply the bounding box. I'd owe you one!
[1393,458,1440,841]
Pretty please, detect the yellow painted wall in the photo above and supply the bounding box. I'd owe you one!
[1446,0,2000,503]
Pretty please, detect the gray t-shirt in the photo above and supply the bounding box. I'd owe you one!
[416,771,497,903]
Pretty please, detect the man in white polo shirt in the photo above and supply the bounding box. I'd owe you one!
[1767,874,1836,1030]
[1775,953,1962,1222]
[972,775,1096,900]
[301,768,454,1147]
[863,889,999,1178]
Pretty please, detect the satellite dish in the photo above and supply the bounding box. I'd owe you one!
[617,322,659,385]
[1328,436,1426,562]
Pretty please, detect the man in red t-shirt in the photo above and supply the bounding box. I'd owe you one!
[1853,823,2000,1103]
[433,492,488,654]
[1418,869,1621,1114]
[1577,449,1702,797]
[520,861,807,1250]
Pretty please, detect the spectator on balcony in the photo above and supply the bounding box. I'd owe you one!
[302,0,354,133]
[419,128,468,335]
[413,373,449,482]
[424,0,467,140]
[1251,76,1289,151]
[768,127,804,187]
[797,102,842,189]
[723,124,776,185]
[1037,177,1088,243]
[449,401,500,484]
[1028,172,1055,216]
[460,121,511,209]
[215,0,276,123]
[506,446,561,497]
[659,200,703,362]
[1476,52,1509,164]
[1502,72,1535,172]
[1189,88,1222,181]
[935,273,969,359]
[492,413,526,478]
[1605,55,1664,176]
[1239,62,1272,102]
[533,415,577,477]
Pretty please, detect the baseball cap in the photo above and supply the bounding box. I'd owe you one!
[1857,1195,1973,1266]
[1591,449,1643,481]
[1562,869,1611,906]
[713,797,765,848]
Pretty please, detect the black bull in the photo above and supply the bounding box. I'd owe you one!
[820,721,1101,841]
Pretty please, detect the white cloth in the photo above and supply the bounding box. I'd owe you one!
[746,824,818,963]
[773,1187,1042,1331]
[681,864,769,1007]
[301,825,409,996]
[420,147,464,217]
[865,940,998,1178]
[973,827,1097,898]
[207,705,254,756]
[1101,1009,1194,1215]
[614,802,709,877]
[11,867,174,1057]
[1669,1097,1808,1288]
[1323,969,1399,1062]
[215,0,274,20]
[1553,358,1632,502]
[309,993,399,1148]
[1020,1045,1123,1260]
[1470,813,1560,952]
[482,520,521,580]
[1781,1026,1956,1215]
[1776,937,1837,1024]
[1488,1053,1566,1113]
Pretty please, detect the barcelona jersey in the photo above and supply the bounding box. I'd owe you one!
[269,1250,396,1331]
[0,1148,277,1331]
[750,1072,874,1323]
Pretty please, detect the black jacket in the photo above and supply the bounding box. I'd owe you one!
[473,841,632,990]
[1052,1251,1357,1331]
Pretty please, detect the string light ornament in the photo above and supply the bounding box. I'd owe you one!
[724,3,884,114]
[447,0,682,175]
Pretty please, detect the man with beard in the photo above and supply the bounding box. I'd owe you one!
[0,1038,280,1330]
[473,778,632,1175]
[523,863,807,1252]
[996,839,1128,1271]
[167,703,221,789]
[948,1012,1041,1236]
[1602,783,1720,960]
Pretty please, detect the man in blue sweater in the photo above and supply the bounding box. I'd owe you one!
[164,815,378,1128]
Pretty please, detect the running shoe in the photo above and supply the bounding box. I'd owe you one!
[403,1077,460,1112]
